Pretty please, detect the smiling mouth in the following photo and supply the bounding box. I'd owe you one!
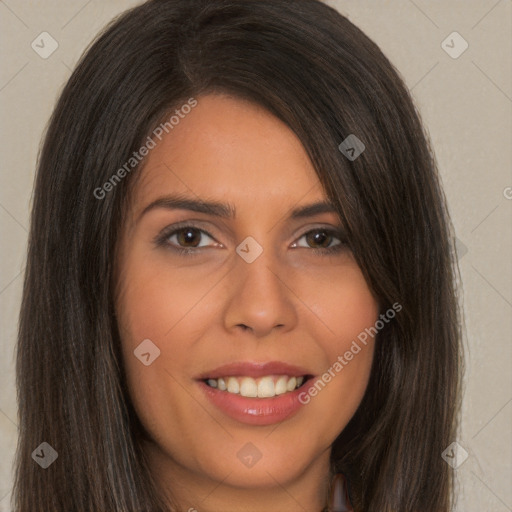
[203,374,310,398]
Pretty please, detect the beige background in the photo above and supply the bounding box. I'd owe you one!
[0,1,510,510]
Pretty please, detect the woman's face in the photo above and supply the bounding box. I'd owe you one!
[115,93,379,502]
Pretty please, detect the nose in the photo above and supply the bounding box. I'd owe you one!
[222,248,298,338]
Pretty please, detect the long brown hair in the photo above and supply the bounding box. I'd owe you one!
[14,0,462,510]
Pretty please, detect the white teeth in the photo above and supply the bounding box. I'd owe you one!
[286,376,297,392]
[275,376,288,395]
[257,376,275,398]
[240,377,258,397]
[206,374,306,397]
[227,377,240,394]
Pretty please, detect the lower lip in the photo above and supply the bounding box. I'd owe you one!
[198,380,312,426]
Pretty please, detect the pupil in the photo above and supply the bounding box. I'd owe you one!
[308,230,330,248]
[175,229,332,249]
[178,228,200,247]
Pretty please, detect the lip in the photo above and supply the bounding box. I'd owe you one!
[196,361,316,426]
[195,361,312,380]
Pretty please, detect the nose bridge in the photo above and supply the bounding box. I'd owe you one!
[223,239,297,337]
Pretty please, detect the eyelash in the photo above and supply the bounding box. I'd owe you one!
[154,222,348,257]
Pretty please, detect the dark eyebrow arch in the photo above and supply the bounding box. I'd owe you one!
[289,200,338,218]
[138,194,337,221]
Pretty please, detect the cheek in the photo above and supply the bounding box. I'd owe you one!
[302,259,379,340]
[116,251,219,343]
[293,261,379,433]
[115,250,224,435]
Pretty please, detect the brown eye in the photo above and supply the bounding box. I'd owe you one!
[292,228,346,255]
[175,227,203,247]
[305,229,335,249]
[155,224,219,255]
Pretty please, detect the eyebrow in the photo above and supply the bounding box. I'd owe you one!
[138,194,338,221]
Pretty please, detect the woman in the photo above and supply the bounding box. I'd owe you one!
[14,0,462,510]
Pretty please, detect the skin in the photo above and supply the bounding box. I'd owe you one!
[114,93,379,512]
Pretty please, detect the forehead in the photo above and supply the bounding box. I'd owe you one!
[131,93,327,213]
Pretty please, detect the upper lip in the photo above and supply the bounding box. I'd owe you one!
[196,361,314,380]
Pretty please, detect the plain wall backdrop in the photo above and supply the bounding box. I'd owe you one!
[0,1,510,510]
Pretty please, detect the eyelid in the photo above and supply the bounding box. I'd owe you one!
[154,222,348,254]
[291,228,345,248]
[153,221,221,249]
[292,223,346,241]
